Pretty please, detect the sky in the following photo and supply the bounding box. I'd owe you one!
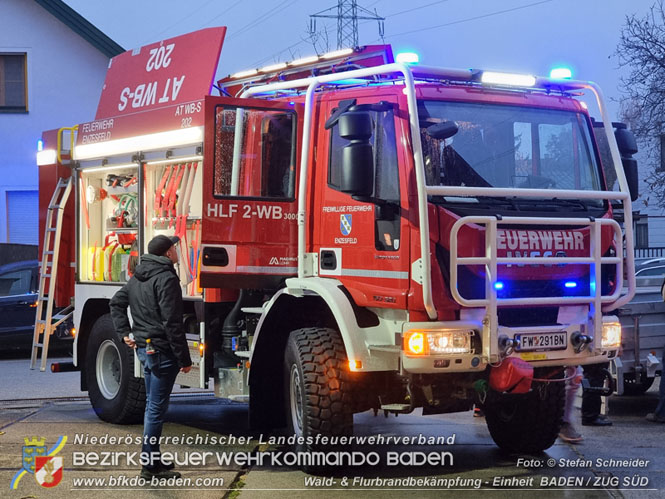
[62,0,654,120]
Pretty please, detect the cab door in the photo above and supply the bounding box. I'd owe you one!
[200,96,302,290]
[314,97,410,311]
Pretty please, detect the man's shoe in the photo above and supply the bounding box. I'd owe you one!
[559,422,583,443]
[645,413,665,423]
[140,466,181,480]
[159,460,175,471]
[473,407,485,418]
[582,415,612,426]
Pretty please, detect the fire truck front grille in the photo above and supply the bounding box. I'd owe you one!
[456,265,592,300]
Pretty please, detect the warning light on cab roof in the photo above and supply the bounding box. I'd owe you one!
[480,71,536,87]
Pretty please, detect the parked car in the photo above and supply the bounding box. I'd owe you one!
[0,260,72,350]
[632,258,665,297]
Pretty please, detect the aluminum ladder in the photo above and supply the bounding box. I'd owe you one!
[30,177,74,371]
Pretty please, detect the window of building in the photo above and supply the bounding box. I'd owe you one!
[635,220,649,249]
[0,54,27,112]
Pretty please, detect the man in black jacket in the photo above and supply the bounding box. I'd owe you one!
[110,235,192,480]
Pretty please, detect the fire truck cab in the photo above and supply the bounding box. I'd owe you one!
[35,27,638,455]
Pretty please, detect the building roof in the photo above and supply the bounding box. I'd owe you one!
[34,0,124,58]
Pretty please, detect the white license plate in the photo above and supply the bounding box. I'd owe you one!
[515,332,567,351]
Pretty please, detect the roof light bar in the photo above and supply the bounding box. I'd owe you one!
[481,71,536,87]
[260,62,287,73]
[230,47,357,81]
[322,48,354,59]
[231,69,259,79]
[290,55,319,66]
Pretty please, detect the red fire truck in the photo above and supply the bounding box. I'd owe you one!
[35,27,639,453]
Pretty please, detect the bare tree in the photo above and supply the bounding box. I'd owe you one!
[617,1,665,207]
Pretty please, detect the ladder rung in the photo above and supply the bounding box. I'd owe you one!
[33,343,43,348]
[36,319,46,323]
[47,228,57,232]
[44,251,54,255]
[48,204,61,209]
[41,273,52,278]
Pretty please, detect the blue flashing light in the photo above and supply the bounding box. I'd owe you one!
[37,139,44,152]
[494,281,504,290]
[396,52,420,65]
[564,281,577,288]
[550,67,572,79]
[289,101,295,105]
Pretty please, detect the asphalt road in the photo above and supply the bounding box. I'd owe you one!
[1,350,663,498]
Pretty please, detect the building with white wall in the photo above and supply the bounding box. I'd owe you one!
[0,0,122,244]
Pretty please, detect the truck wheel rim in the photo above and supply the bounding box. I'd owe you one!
[289,364,304,436]
[96,340,121,399]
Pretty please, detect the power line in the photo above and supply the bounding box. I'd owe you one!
[254,0,448,66]
[383,0,554,39]
[227,0,300,40]
[199,0,244,29]
[142,0,228,44]
[244,0,552,75]
[385,0,450,19]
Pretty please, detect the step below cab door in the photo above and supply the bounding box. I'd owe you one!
[201,96,302,290]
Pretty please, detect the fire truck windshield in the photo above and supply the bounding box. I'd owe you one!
[418,100,604,209]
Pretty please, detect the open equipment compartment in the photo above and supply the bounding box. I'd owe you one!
[78,163,138,284]
[77,158,203,297]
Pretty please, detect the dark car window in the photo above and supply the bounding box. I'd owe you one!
[636,266,665,277]
[0,269,33,296]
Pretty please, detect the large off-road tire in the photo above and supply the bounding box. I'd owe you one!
[85,314,145,424]
[284,327,353,452]
[622,372,655,396]
[484,374,564,454]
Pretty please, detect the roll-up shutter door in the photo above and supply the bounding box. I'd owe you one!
[7,190,38,244]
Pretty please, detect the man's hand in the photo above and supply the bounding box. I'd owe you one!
[181,365,192,373]
[123,336,136,349]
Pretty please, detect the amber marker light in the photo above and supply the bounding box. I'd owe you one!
[30,301,38,308]
[70,327,76,337]
[199,343,205,356]
[349,359,362,371]
[404,331,427,356]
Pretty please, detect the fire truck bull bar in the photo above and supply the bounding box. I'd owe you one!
[441,190,630,363]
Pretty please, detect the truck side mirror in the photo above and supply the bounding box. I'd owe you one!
[339,111,374,197]
[615,126,639,202]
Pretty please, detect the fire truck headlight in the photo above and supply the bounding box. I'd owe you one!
[404,329,472,356]
[428,330,471,354]
[601,322,621,349]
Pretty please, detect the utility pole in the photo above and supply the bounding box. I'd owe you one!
[309,1,384,50]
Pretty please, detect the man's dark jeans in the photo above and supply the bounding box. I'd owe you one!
[655,350,665,419]
[137,347,180,470]
[582,362,609,420]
